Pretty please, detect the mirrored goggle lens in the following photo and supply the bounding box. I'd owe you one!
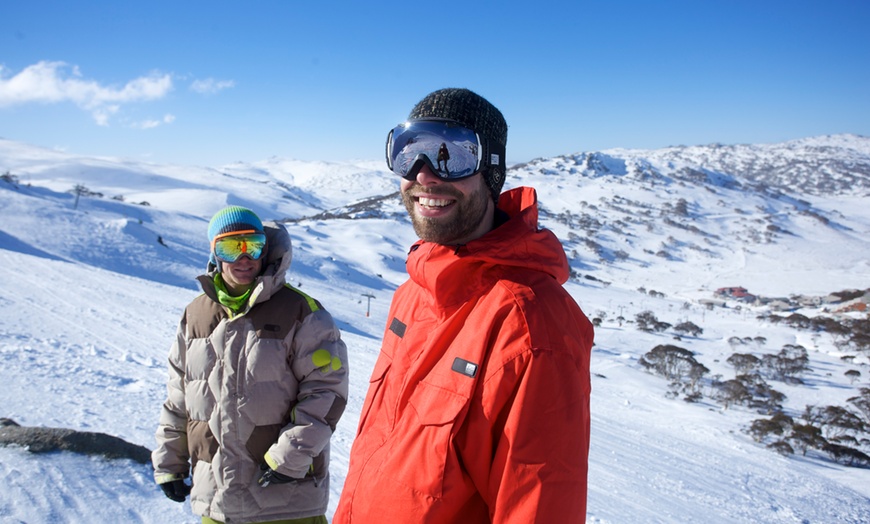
[386,120,483,180]
[213,233,266,263]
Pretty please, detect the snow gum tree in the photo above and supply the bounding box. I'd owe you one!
[639,345,709,400]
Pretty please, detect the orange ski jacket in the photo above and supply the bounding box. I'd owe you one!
[335,186,593,523]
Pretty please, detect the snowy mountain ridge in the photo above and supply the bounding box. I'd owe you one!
[516,133,870,196]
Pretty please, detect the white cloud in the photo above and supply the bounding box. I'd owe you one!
[92,105,120,127]
[189,78,235,94]
[0,61,172,125]
[132,119,161,130]
[131,113,176,130]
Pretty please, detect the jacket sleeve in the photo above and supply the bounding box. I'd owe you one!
[152,315,191,484]
[266,307,349,478]
[459,346,591,523]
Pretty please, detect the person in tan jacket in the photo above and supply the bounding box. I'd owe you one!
[153,206,348,524]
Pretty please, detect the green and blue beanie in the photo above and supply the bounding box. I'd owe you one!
[208,206,264,242]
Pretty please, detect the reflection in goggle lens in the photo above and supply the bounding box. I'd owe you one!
[387,120,483,180]
[213,233,266,263]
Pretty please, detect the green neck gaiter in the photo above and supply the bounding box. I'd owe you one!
[213,274,253,314]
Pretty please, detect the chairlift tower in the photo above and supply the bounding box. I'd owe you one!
[361,293,375,317]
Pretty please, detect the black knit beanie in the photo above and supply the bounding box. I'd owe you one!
[408,88,508,202]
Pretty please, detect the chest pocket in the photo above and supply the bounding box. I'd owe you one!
[390,379,469,498]
[358,354,392,433]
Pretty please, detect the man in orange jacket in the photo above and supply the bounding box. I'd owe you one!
[334,88,593,523]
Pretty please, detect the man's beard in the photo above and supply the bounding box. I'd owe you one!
[402,182,491,245]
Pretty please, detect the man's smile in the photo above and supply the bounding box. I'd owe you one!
[416,195,455,208]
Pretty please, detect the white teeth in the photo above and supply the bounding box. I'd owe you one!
[418,197,451,207]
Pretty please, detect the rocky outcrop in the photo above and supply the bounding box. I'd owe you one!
[0,418,151,464]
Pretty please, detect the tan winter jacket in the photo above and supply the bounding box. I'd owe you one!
[152,221,348,523]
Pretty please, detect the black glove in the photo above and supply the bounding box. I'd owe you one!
[257,463,295,488]
[159,479,191,502]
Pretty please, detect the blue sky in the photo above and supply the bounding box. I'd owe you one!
[2,1,869,167]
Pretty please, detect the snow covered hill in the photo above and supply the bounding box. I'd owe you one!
[1,134,869,523]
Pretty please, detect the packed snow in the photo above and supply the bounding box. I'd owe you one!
[1,135,869,523]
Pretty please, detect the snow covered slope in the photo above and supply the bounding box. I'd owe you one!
[1,135,868,523]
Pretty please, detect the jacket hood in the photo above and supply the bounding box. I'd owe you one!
[405,186,569,310]
[199,220,292,306]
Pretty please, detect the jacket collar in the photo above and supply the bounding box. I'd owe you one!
[405,186,569,311]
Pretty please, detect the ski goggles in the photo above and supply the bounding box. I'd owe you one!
[385,119,504,181]
[211,231,267,263]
